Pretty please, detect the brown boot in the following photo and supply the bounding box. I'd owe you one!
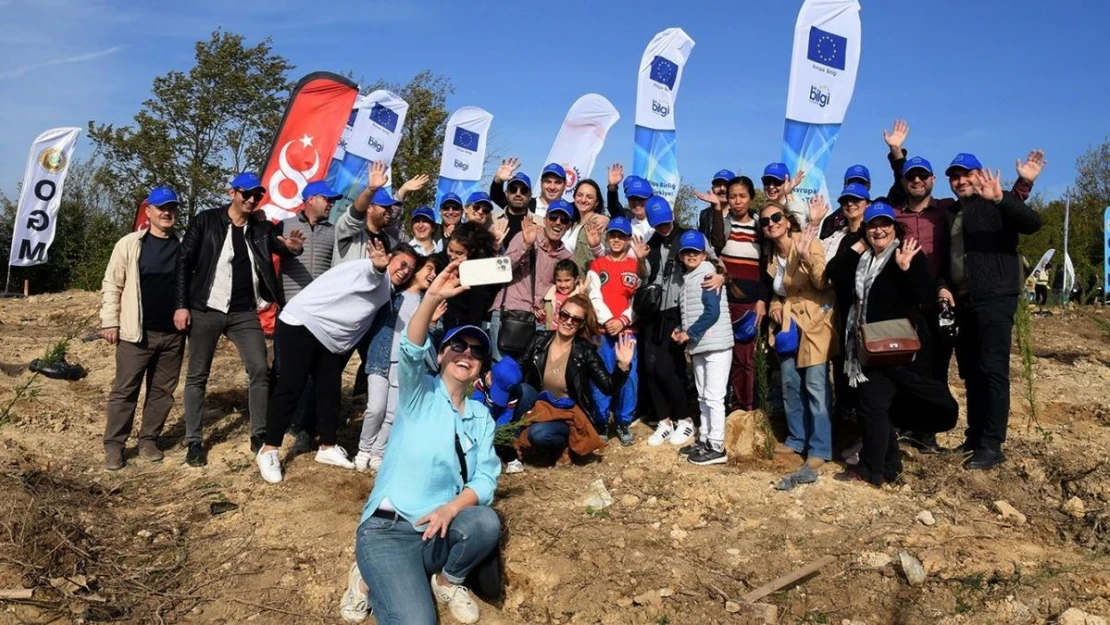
[104,446,125,471]
[555,448,572,468]
[138,439,164,462]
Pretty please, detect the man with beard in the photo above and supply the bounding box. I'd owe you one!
[489,157,534,245]
[489,158,567,219]
[336,161,401,264]
[697,169,735,238]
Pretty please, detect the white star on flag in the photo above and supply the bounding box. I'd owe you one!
[298,134,314,148]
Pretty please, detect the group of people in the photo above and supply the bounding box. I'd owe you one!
[97,118,1046,623]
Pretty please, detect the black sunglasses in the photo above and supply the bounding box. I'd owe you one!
[904,171,932,182]
[761,178,784,187]
[441,204,462,212]
[759,212,785,228]
[507,184,530,195]
[448,337,488,360]
[547,212,572,225]
[558,309,585,326]
[237,188,264,201]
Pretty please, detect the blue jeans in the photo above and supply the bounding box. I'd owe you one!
[527,421,570,449]
[780,356,832,460]
[354,506,501,625]
[591,334,638,428]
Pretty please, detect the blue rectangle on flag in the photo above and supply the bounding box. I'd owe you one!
[807,26,847,71]
[649,55,678,90]
[346,108,358,127]
[453,127,479,151]
[369,104,399,132]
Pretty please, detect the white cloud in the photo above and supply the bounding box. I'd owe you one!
[0,45,124,80]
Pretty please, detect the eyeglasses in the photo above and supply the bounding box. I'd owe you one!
[904,172,932,182]
[547,213,572,225]
[558,310,585,326]
[447,337,488,360]
[507,184,530,195]
[758,213,785,228]
[237,189,264,201]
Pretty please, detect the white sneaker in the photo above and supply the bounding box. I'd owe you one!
[669,419,696,447]
[368,455,383,472]
[504,459,525,474]
[257,449,282,484]
[354,450,373,472]
[316,446,356,469]
[647,421,675,447]
[430,574,480,624]
[339,562,370,623]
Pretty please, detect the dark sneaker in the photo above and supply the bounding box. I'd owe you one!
[688,446,728,466]
[104,446,125,471]
[963,448,1006,471]
[250,436,264,454]
[138,440,164,462]
[185,442,207,467]
[615,425,635,447]
[678,440,706,457]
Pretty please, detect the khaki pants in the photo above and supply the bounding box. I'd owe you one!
[103,330,185,448]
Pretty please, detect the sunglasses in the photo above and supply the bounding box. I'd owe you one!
[441,204,462,212]
[762,178,784,187]
[558,309,585,326]
[547,212,572,225]
[473,204,493,214]
[904,171,932,182]
[758,212,785,228]
[237,188,264,201]
[447,337,488,361]
[507,184,530,195]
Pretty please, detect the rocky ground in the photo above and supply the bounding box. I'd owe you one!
[0,291,1108,625]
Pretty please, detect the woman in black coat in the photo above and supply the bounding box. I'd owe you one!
[826,202,957,486]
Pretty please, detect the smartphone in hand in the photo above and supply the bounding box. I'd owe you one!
[459,257,513,287]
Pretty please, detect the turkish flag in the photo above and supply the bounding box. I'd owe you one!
[257,71,359,222]
[133,199,149,231]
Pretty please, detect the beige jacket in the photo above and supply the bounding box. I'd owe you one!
[767,237,838,368]
[100,230,183,343]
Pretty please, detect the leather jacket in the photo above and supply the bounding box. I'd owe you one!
[520,331,628,422]
[175,205,299,310]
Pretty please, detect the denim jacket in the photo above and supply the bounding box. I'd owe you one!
[365,290,406,378]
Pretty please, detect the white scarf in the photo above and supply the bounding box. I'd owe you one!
[844,239,899,387]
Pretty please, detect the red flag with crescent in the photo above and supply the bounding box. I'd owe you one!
[133,199,150,231]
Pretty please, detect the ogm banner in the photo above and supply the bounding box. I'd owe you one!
[434,107,493,217]
[543,94,620,203]
[326,89,409,211]
[633,28,695,206]
[259,71,359,221]
[781,0,862,205]
[8,127,81,267]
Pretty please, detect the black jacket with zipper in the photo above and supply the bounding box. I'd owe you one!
[520,331,629,423]
[175,205,300,311]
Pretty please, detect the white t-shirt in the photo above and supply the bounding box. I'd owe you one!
[774,255,788,297]
[280,260,391,354]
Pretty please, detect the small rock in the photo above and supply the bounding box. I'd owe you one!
[1063,497,1087,519]
[899,551,926,586]
[669,528,688,541]
[651,522,661,530]
[632,590,661,607]
[916,510,936,526]
[580,479,613,510]
[858,551,893,570]
[621,495,641,508]
[727,548,741,556]
[615,597,633,608]
[994,500,1027,525]
[725,601,741,613]
[1059,608,1108,625]
[136,529,153,539]
[658,588,674,598]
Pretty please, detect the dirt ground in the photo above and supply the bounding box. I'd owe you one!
[0,291,1108,625]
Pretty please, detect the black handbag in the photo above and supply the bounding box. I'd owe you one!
[496,248,537,357]
[632,234,681,320]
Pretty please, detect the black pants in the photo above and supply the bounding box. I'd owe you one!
[638,309,687,424]
[955,296,1017,453]
[1034,285,1048,305]
[265,321,350,447]
[273,321,317,437]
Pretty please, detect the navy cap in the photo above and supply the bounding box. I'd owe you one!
[903,156,934,176]
[508,172,532,191]
[488,356,522,406]
[466,191,493,208]
[371,188,402,207]
[838,182,871,203]
[625,177,653,199]
[546,199,576,221]
[645,196,673,227]
[541,163,567,180]
[945,153,983,176]
[678,230,707,253]
[230,171,264,191]
[622,175,642,191]
[440,193,463,209]
[441,325,491,361]
[863,201,897,223]
[146,186,180,207]
[711,169,736,184]
[606,216,633,236]
[762,163,789,183]
[844,164,870,184]
[302,180,342,201]
[411,206,436,223]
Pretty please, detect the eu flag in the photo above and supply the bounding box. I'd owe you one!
[453,127,479,151]
[369,104,399,133]
[807,26,847,71]
[649,55,678,90]
[346,108,358,127]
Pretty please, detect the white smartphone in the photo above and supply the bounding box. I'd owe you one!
[459,257,513,287]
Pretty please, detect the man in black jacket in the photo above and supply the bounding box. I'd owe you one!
[174,172,304,466]
[937,154,1042,470]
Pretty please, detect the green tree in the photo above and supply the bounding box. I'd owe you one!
[88,30,293,219]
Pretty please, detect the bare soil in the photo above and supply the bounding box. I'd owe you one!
[0,291,1108,624]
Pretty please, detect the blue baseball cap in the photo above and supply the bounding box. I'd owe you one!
[645,196,673,227]
[945,153,983,176]
[371,187,402,207]
[546,199,576,221]
[838,183,871,203]
[678,230,707,253]
[466,191,493,208]
[230,171,264,191]
[711,169,736,184]
[863,201,897,223]
[622,175,643,191]
[903,156,934,176]
[762,163,789,183]
[488,356,523,407]
[440,193,463,209]
[606,216,633,236]
[411,206,436,223]
[844,164,870,184]
[441,325,491,361]
[541,163,566,180]
[508,172,532,191]
[146,186,180,207]
[625,177,653,199]
[301,180,342,201]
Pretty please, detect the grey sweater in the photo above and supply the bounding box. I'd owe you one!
[280,213,335,301]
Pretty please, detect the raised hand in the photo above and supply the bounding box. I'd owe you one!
[399,173,431,194]
[491,218,509,247]
[368,161,388,189]
[974,169,1004,202]
[607,163,624,188]
[631,235,649,260]
[277,228,305,253]
[895,237,921,271]
[494,157,520,183]
[427,258,469,301]
[883,119,909,151]
[694,189,721,207]
[585,215,605,248]
[795,225,818,261]
[521,217,539,247]
[369,238,389,271]
[807,195,830,225]
[431,300,448,324]
[615,332,637,369]
[1016,149,1047,183]
[783,168,807,195]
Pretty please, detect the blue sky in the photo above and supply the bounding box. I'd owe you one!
[2,0,1109,204]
